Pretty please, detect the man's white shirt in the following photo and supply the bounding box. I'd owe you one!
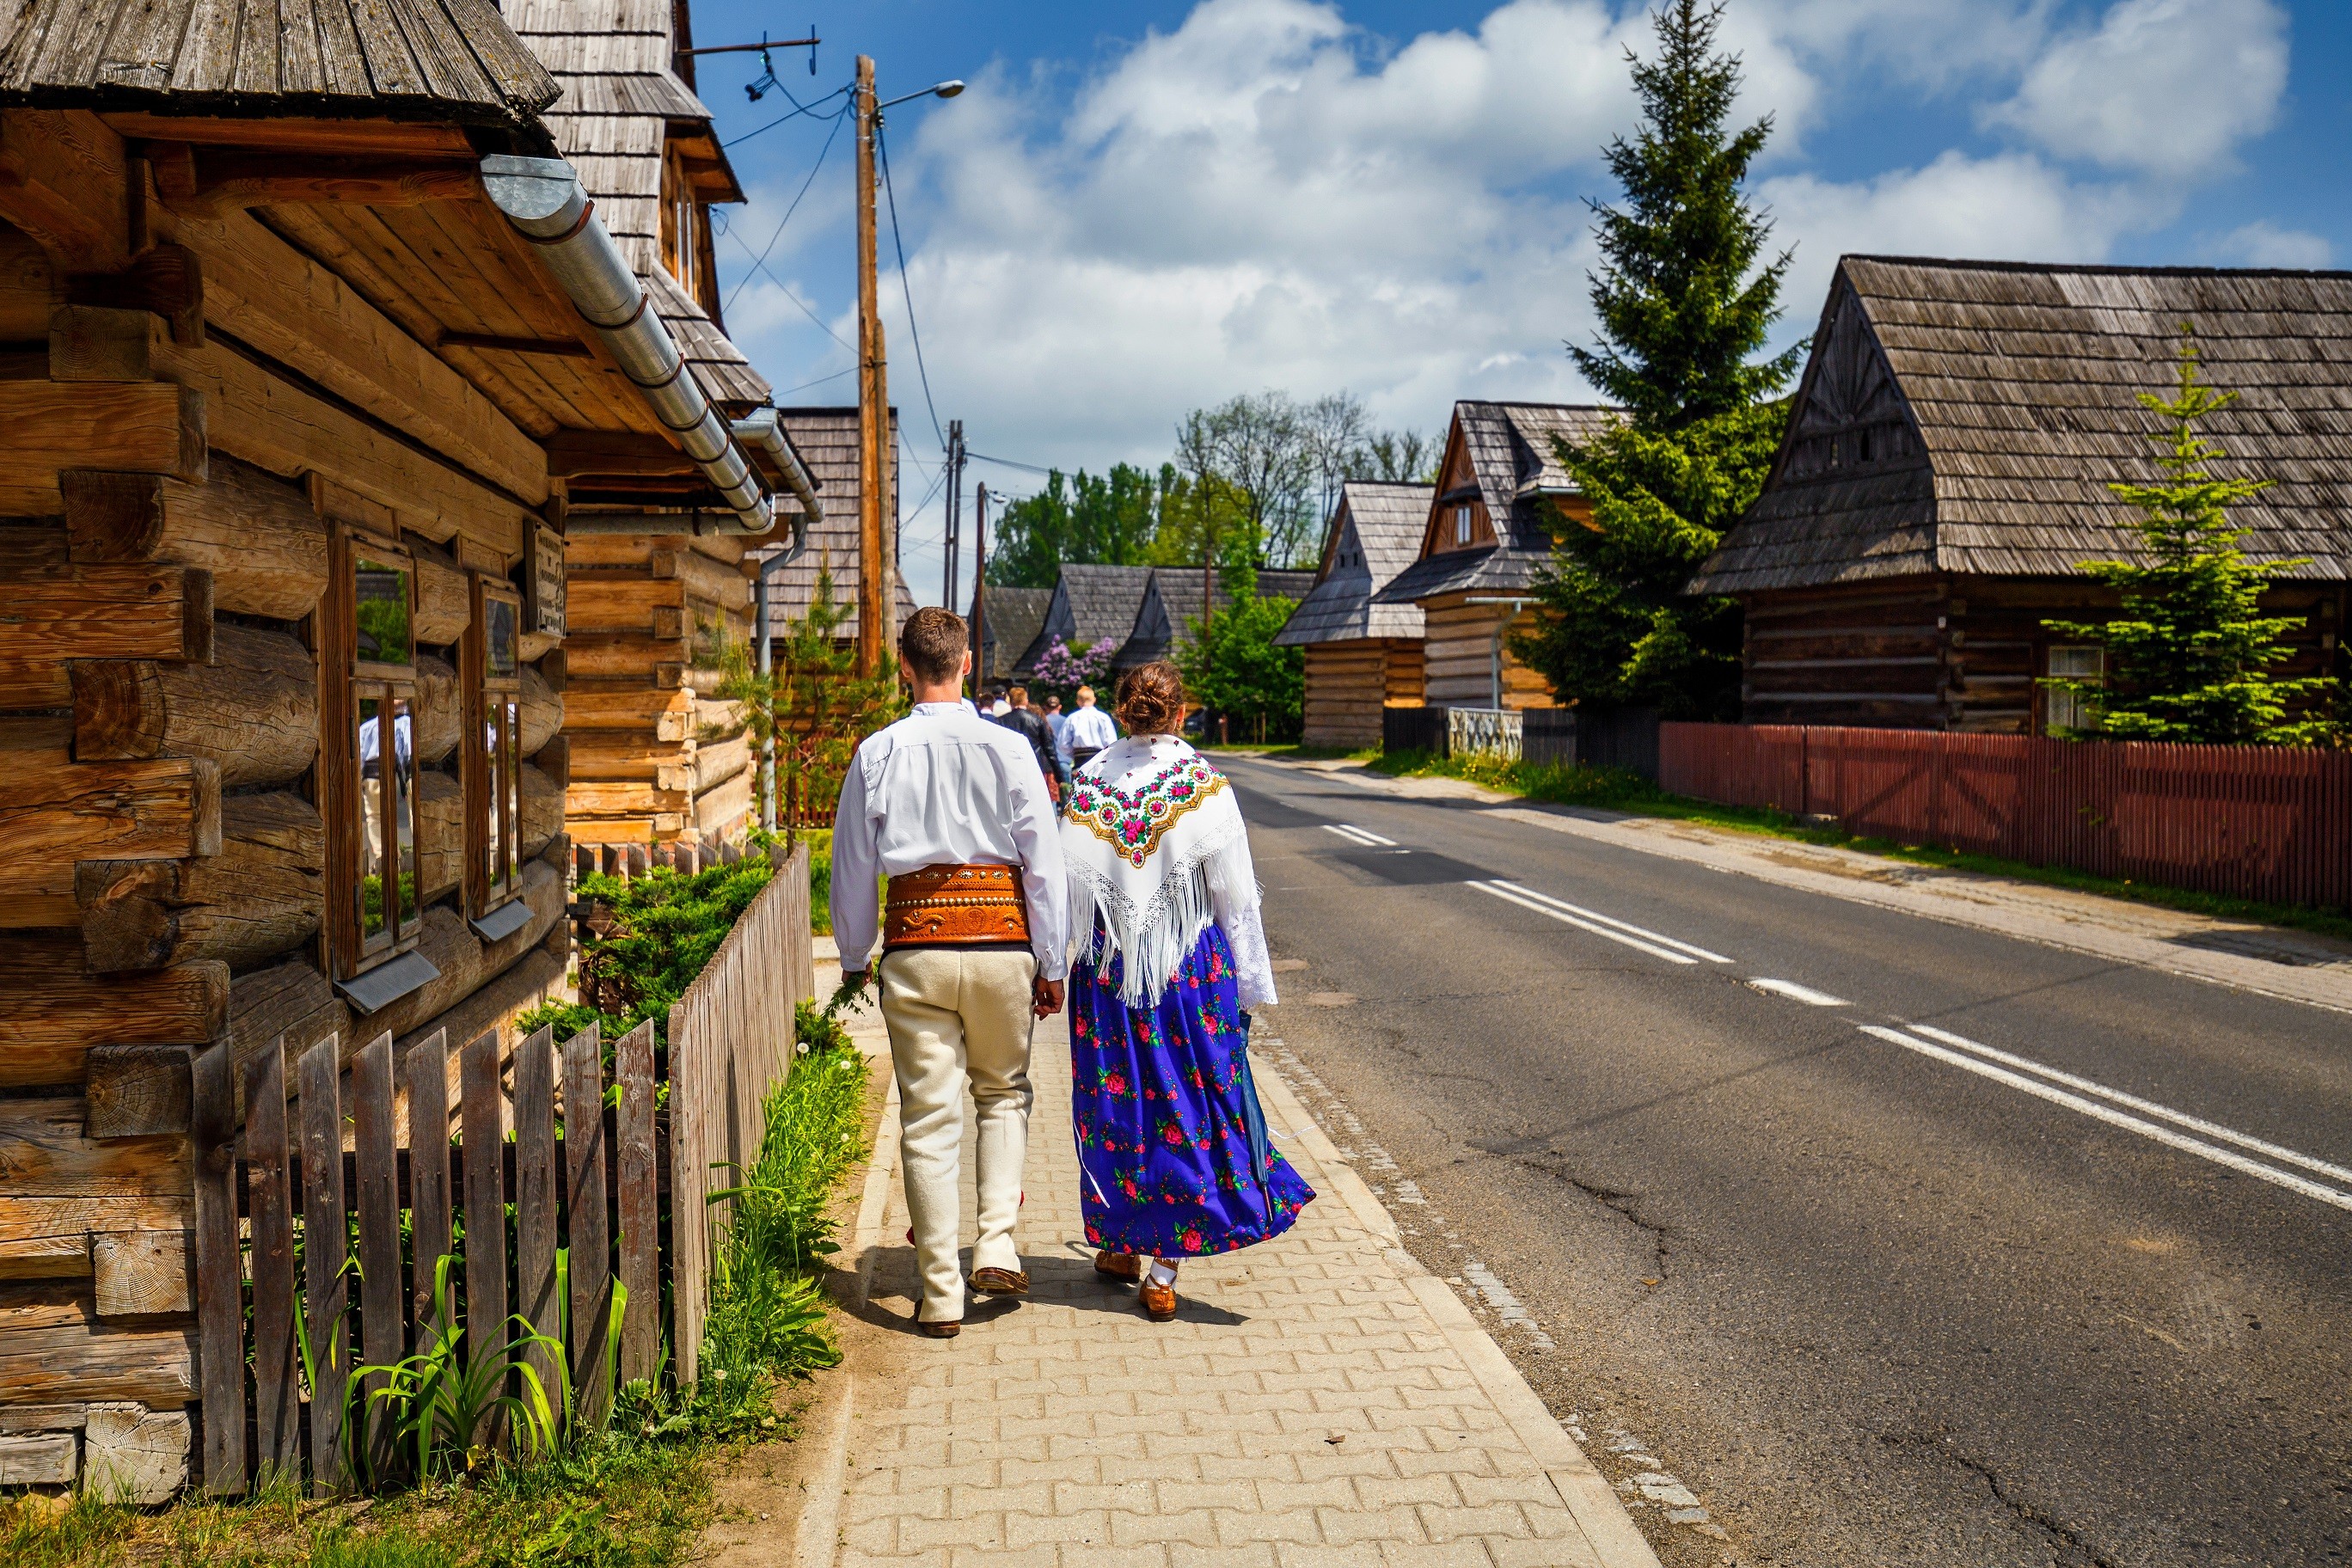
[1062,703,1118,759]
[830,701,1070,977]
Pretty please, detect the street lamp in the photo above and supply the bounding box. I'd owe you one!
[877,79,965,113]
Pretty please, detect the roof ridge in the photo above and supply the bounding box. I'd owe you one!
[1844,253,2352,282]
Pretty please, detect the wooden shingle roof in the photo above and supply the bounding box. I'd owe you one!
[975,586,1051,683]
[1121,567,1314,668]
[0,0,558,120]
[754,407,915,640]
[1010,565,1155,673]
[1694,254,2352,594]
[1277,481,1431,645]
[1379,401,1619,603]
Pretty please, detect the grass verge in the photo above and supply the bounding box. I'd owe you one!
[1366,746,2352,946]
[0,1045,874,1568]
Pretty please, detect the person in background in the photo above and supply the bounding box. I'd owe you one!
[1059,661,1312,1321]
[1062,683,1118,772]
[987,687,1013,718]
[1000,685,1063,807]
[831,609,1069,1338]
[1042,695,1074,813]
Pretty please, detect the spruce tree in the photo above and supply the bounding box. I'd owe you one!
[2043,331,2342,746]
[1516,0,1797,721]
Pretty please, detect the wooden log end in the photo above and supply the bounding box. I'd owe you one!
[85,1043,194,1137]
[77,858,185,971]
[92,1230,193,1317]
[48,305,153,383]
[69,659,163,761]
[180,566,212,665]
[83,1404,188,1504]
[62,471,168,562]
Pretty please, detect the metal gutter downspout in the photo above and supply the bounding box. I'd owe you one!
[479,152,774,536]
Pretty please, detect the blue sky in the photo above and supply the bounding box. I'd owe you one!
[682,0,2351,602]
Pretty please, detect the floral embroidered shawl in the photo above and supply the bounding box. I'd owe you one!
[1061,737,1248,1008]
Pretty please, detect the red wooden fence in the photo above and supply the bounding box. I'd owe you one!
[1658,723,2352,910]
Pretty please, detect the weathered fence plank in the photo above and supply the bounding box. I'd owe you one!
[350,1033,401,1479]
[190,1038,243,1494]
[458,1030,506,1451]
[615,1020,658,1387]
[563,1023,611,1430]
[403,1031,451,1335]
[512,1025,560,1433]
[297,1034,347,1495]
[245,1038,299,1488]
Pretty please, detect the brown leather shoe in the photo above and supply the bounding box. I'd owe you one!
[1139,1278,1177,1321]
[917,1317,961,1338]
[971,1266,1030,1296]
[1093,1251,1144,1283]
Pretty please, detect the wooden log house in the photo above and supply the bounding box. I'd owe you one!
[0,0,813,1497]
[1274,481,1431,747]
[1117,567,1315,676]
[975,586,1051,688]
[518,0,823,848]
[1375,401,1617,710]
[1692,257,2352,731]
[1008,563,1156,677]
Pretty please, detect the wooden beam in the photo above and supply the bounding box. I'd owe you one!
[0,1283,195,1407]
[652,548,751,610]
[103,114,477,158]
[0,112,129,271]
[154,148,479,214]
[0,565,211,682]
[0,935,228,1088]
[0,1099,187,1197]
[63,244,203,347]
[0,383,205,514]
[439,332,592,358]
[77,792,323,972]
[64,462,328,620]
[157,207,548,505]
[546,430,693,479]
[567,576,685,636]
[0,759,222,928]
[152,331,537,560]
[71,623,315,787]
[563,633,689,683]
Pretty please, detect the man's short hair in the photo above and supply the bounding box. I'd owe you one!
[1075,685,1095,703]
[1044,694,1062,709]
[899,607,967,684]
[1008,684,1028,705]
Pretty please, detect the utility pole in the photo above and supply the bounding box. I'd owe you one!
[854,53,890,676]
[943,418,964,611]
[971,482,989,697]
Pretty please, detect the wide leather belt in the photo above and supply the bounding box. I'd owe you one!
[883,862,1031,949]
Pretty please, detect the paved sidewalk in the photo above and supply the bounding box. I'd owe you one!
[824,995,1659,1568]
[1280,756,2352,1015]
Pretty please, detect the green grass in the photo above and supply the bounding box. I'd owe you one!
[1366,746,2352,946]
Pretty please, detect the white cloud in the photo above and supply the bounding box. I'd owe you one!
[2216,220,2333,269]
[1986,0,2288,175]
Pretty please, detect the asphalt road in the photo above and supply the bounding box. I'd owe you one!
[1223,757,2352,1568]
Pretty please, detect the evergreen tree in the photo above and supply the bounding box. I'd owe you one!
[1515,0,1798,721]
[2043,330,2342,746]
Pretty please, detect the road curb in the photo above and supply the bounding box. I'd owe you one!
[1251,1047,1663,1568]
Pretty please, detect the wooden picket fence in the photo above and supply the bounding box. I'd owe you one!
[186,842,815,1492]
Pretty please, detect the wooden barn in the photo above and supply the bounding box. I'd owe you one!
[0,0,815,1498]
[518,0,824,848]
[1274,481,1431,746]
[1010,563,1156,676]
[1117,567,1316,674]
[1375,402,1616,709]
[1692,256,2352,732]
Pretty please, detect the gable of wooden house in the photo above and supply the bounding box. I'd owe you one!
[1011,563,1157,676]
[755,406,914,642]
[976,586,1053,685]
[0,0,817,1497]
[1119,567,1317,673]
[1376,401,1618,710]
[1276,480,1431,745]
[1693,255,2352,732]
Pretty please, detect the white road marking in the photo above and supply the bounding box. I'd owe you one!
[1320,822,1398,847]
[1746,977,1849,1007]
[1468,881,1700,965]
[1904,1022,2352,1188]
[1859,1026,2352,1215]
[1487,880,1733,964]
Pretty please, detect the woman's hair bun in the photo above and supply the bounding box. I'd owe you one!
[1114,661,1187,737]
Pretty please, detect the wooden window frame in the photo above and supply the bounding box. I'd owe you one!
[467,575,526,918]
[2043,644,2106,734]
[323,527,425,978]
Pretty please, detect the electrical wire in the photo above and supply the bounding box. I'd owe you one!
[725,100,851,324]
[772,364,857,398]
[723,82,852,149]
[967,450,1057,475]
[874,121,946,450]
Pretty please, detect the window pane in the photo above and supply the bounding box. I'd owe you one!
[486,707,507,894]
[505,700,524,884]
[355,555,413,666]
[358,694,387,941]
[486,597,518,681]
[2049,646,2105,680]
[392,697,419,935]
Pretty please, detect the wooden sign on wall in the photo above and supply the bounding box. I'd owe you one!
[526,524,565,638]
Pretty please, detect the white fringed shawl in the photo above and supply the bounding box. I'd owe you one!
[1061,737,1276,1010]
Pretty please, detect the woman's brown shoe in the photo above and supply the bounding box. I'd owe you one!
[971,1266,1029,1296]
[1093,1251,1144,1283]
[1139,1278,1178,1321]
[917,1318,961,1338]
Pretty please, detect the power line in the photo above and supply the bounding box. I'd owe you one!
[725,101,851,322]
[966,450,1056,476]
[722,82,851,149]
[772,364,857,397]
[874,121,946,450]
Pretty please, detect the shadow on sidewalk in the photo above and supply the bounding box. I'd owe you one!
[850,1246,1250,1333]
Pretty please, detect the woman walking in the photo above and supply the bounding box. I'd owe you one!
[1061,662,1314,1320]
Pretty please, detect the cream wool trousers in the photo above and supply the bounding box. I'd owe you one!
[877,946,1038,1323]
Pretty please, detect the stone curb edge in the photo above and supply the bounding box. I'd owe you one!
[1253,1042,1666,1568]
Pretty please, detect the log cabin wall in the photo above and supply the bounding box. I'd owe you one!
[1300,640,1424,747]
[1420,597,1555,711]
[0,101,583,1496]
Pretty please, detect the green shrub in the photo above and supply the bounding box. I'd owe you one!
[1372,747,1662,807]
[521,858,774,1047]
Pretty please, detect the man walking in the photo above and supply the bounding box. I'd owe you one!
[1063,683,1118,773]
[999,684,1064,806]
[832,609,1069,1337]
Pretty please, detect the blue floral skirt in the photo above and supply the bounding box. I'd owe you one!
[1069,923,1314,1259]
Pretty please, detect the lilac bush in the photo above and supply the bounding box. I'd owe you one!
[1032,637,1114,703]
